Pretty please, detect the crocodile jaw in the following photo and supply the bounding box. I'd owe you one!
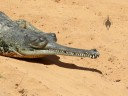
[18,42,100,59]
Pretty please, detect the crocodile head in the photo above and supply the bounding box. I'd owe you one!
[0,12,99,59]
[15,32,100,59]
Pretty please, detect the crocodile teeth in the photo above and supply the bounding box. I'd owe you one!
[92,55,96,59]
[78,54,81,56]
[95,54,98,57]
[87,54,90,57]
[70,52,74,55]
[76,53,79,56]
[89,55,92,58]
[84,54,87,57]
[91,55,95,59]
[46,49,99,58]
[83,54,87,57]
[81,54,84,57]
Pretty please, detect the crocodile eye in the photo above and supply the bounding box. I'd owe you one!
[29,38,48,49]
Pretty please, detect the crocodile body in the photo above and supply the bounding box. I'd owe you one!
[0,12,100,59]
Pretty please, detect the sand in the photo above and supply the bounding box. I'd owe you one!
[0,0,128,96]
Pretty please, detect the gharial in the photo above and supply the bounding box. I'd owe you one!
[0,12,100,59]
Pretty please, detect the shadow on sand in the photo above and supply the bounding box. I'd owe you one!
[17,55,102,74]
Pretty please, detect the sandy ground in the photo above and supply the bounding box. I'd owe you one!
[0,0,128,96]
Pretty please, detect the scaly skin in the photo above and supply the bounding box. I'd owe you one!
[0,12,100,59]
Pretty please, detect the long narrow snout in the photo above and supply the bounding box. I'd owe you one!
[45,43,100,58]
[18,42,100,59]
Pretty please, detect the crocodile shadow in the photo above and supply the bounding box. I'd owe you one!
[17,55,102,74]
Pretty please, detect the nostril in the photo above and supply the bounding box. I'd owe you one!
[49,33,57,42]
[51,33,56,37]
